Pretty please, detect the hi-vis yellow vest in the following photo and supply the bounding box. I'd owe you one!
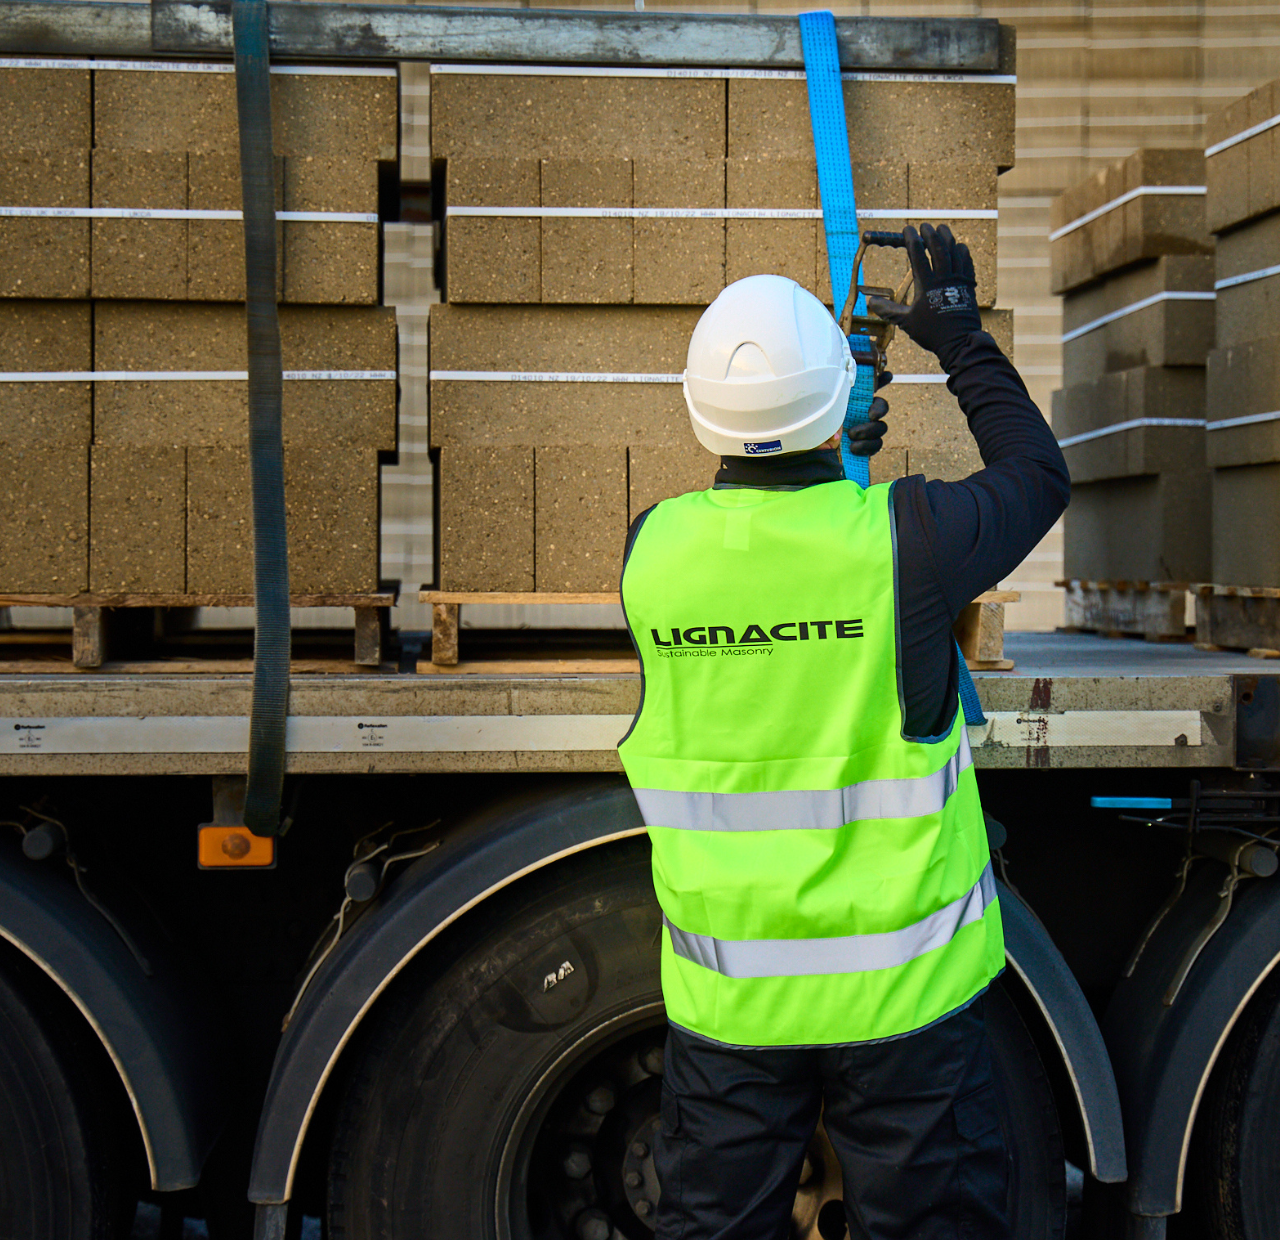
[618,480,1003,1047]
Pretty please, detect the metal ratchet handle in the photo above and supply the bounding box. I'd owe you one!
[839,230,912,332]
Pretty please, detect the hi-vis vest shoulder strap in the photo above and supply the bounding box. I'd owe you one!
[618,481,1002,1048]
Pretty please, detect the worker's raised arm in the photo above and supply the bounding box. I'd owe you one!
[868,224,1070,619]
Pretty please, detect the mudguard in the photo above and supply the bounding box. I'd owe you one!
[0,839,226,1191]
[249,777,1125,1205]
[1001,887,1128,1184]
[1104,861,1280,1218]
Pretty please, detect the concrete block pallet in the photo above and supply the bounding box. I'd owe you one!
[425,52,1019,601]
[0,56,402,623]
[1205,73,1280,590]
[1051,148,1217,592]
[419,590,1020,674]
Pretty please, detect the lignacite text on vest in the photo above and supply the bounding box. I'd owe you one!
[649,620,864,656]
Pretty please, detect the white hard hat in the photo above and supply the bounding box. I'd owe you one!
[683,274,854,458]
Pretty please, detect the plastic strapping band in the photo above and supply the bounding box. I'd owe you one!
[800,11,985,726]
[234,0,290,836]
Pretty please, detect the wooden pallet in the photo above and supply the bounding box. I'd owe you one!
[1058,580,1191,641]
[1191,585,1280,657]
[0,592,395,670]
[419,590,1020,673]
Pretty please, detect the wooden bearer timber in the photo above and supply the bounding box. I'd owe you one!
[955,591,1020,671]
[1059,580,1190,641]
[419,590,1019,673]
[0,593,395,670]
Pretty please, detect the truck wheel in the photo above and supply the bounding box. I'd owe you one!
[1189,965,1280,1238]
[0,953,124,1239]
[327,843,1067,1240]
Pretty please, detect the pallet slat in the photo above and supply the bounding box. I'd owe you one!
[1,594,396,670]
[420,590,1018,672]
[0,593,395,608]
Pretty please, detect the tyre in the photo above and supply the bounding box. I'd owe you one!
[1187,964,1280,1239]
[0,950,127,1240]
[328,842,1067,1239]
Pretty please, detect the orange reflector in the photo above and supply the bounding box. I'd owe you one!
[198,825,276,869]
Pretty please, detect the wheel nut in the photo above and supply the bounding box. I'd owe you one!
[586,1086,616,1115]
[641,1047,665,1076]
[625,1170,642,1188]
[631,1141,649,1158]
[577,1211,611,1240]
[563,1150,592,1180]
[636,1200,653,1217]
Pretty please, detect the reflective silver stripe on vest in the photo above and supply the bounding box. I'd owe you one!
[664,862,996,979]
[636,730,972,832]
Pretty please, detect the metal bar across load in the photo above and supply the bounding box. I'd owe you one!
[1,2,1002,70]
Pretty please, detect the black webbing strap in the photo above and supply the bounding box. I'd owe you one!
[232,0,290,835]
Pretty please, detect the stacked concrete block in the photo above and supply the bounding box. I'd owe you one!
[877,310,1016,483]
[187,153,284,302]
[0,302,91,590]
[428,57,1017,592]
[91,150,188,300]
[0,66,91,299]
[188,447,380,595]
[439,72,1014,311]
[1,58,399,600]
[91,302,396,593]
[92,67,394,303]
[1054,367,1211,582]
[1204,76,1280,587]
[1049,149,1212,297]
[429,304,696,592]
[1051,150,1216,585]
[1061,256,1215,381]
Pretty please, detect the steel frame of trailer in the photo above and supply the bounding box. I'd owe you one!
[1,1,1003,69]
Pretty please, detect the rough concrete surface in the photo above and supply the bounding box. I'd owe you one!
[89,445,186,592]
[431,75,726,161]
[438,446,536,591]
[535,445,628,591]
[91,148,188,300]
[0,448,88,592]
[0,148,90,298]
[0,67,91,148]
[187,446,379,594]
[0,301,92,446]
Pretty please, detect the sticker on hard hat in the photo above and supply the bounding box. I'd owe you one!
[744,440,783,455]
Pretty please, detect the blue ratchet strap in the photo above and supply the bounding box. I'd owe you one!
[799,10,871,490]
[956,654,987,726]
[799,11,986,726]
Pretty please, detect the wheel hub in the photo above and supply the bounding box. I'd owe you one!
[526,1027,849,1240]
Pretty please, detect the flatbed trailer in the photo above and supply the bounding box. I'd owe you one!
[5,5,1280,1240]
[3,635,1279,1240]
[0,634,1269,777]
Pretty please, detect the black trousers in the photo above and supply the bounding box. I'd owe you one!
[655,997,1011,1240]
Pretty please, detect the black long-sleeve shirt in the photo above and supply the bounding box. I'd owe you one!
[626,329,1070,739]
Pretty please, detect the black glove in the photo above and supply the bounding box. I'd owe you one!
[866,224,981,372]
[844,370,892,458]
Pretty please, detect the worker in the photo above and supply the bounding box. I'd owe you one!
[616,223,1070,1240]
